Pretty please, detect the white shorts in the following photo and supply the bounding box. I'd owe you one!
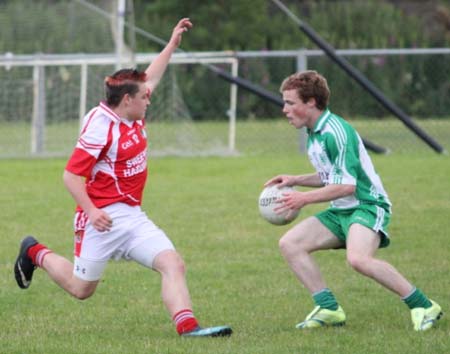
[73,203,175,281]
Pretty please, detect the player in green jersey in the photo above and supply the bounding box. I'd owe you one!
[265,70,442,331]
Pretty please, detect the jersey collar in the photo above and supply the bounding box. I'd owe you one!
[99,101,121,122]
[312,109,331,133]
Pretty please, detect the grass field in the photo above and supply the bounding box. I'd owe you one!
[0,152,449,354]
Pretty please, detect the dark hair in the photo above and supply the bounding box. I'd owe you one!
[280,70,330,110]
[104,69,147,107]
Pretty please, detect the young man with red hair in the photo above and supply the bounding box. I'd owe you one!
[265,70,442,332]
[14,18,232,338]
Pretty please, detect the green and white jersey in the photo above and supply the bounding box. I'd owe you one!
[307,109,391,210]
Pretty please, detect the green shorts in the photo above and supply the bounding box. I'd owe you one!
[315,204,391,248]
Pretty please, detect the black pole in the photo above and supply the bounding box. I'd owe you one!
[299,23,444,153]
[271,0,444,154]
[209,65,387,154]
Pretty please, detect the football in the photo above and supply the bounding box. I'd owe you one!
[258,184,300,225]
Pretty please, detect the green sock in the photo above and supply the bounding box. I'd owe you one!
[403,287,432,309]
[313,288,339,311]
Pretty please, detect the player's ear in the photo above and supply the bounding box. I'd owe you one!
[122,93,132,106]
[306,98,316,108]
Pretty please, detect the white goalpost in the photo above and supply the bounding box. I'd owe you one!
[0,52,239,158]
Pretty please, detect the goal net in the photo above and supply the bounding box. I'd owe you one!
[0,0,236,158]
[0,58,237,158]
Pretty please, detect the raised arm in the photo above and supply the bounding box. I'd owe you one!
[145,18,193,92]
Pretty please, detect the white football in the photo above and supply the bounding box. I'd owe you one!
[258,185,300,225]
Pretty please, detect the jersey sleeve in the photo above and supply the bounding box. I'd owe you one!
[325,128,358,186]
[65,113,111,177]
[65,148,98,177]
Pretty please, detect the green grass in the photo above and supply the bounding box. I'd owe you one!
[0,153,449,353]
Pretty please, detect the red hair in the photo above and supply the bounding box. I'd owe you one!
[105,69,147,86]
[104,69,148,107]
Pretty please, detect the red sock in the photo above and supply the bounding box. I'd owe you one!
[27,243,52,267]
[173,309,199,335]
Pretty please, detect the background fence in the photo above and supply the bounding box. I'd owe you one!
[1,48,449,158]
[1,0,449,157]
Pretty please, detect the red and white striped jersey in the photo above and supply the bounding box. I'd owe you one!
[66,101,148,210]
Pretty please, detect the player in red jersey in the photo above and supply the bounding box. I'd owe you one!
[14,18,232,338]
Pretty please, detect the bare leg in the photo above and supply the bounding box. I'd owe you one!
[279,217,343,294]
[346,223,414,297]
[152,250,193,316]
[41,253,99,300]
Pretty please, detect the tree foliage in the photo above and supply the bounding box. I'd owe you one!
[1,0,448,54]
[132,0,450,52]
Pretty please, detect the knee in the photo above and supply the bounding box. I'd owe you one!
[346,253,370,274]
[155,250,186,277]
[278,235,291,256]
[169,253,186,276]
[72,288,96,301]
[279,233,305,258]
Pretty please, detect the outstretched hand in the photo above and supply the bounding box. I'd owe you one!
[264,174,304,217]
[169,18,193,48]
[264,174,297,188]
